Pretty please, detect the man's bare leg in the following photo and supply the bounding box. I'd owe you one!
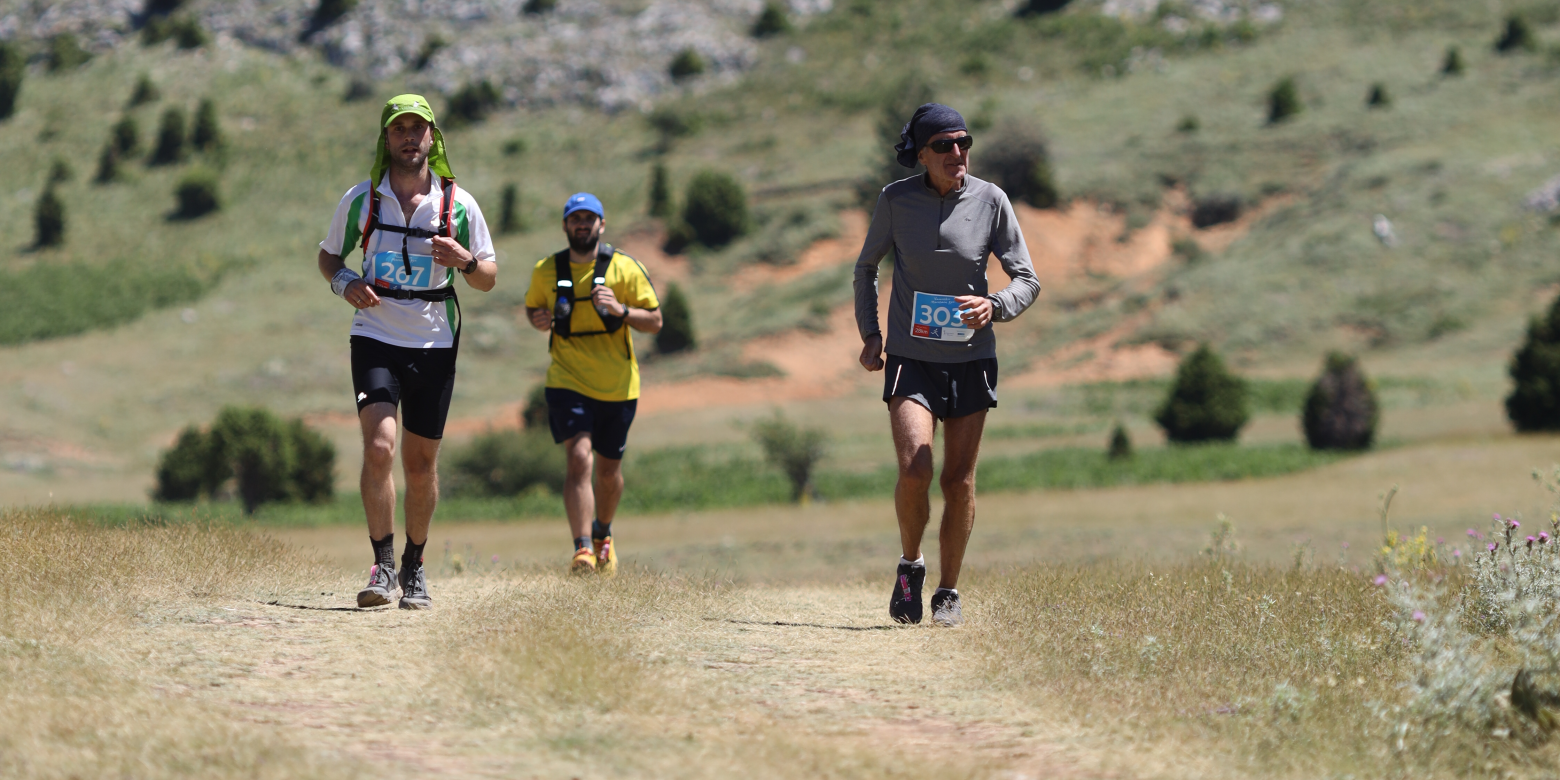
[936,410,987,590]
[594,455,624,524]
[359,403,399,541]
[890,397,938,561]
[400,431,441,547]
[563,433,596,542]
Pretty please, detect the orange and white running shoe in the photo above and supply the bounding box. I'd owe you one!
[570,547,597,575]
[593,535,617,577]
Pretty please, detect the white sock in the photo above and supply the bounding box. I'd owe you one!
[899,556,925,567]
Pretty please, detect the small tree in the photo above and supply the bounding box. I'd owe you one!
[191,97,222,152]
[0,41,24,121]
[301,0,358,40]
[154,426,210,501]
[154,407,336,513]
[972,119,1058,209]
[1155,343,1250,443]
[113,115,140,156]
[498,182,521,234]
[173,169,220,219]
[1015,0,1073,16]
[683,170,748,247]
[522,0,557,14]
[288,419,337,503]
[520,383,549,430]
[1496,14,1536,54]
[35,186,65,248]
[751,411,829,502]
[47,34,91,72]
[446,80,500,126]
[443,429,565,496]
[129,73,160,107]
[669,48,706,80]
[1366,83,1391,109]
[48,158,73,186]
[94,142,120,184]
[1507,293,1560,431]
[1107,422,1133,461]
[1302,353,1379,450]
[1267,76,1301,125]
[656,282,696,354]
[149,106,187,165]
[1442,46,1465,76]
[752,2,791,38]
[648,162,672,218]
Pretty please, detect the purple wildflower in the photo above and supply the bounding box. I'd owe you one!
[1468,529,1478,538]
[1412,610,1425,623]
[491,554,500,564]
[1512,519,1522,530]
[1542,533,1551,544]
[1453,548,1462,558]
[1489,543,1499,552]
[1437,537,1444,545]
[1374,575,1389,586]
[1528,536,1537,548]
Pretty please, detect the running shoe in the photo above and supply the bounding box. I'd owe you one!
[399,564,432,610]
[888,560,925,624]
[593,535,617,577]
[930,589,963,627]
[570,547,597,575]
[357,563,400,608]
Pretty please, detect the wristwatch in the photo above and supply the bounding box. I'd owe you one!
[460,258,478,275]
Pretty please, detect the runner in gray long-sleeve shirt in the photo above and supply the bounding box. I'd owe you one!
[853,102,1041,627]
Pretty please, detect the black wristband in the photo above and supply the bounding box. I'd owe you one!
[460,258,477,274]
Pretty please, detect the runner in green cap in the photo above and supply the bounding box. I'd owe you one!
[316,94,498,609]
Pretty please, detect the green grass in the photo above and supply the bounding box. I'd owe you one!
[0,255,237,344]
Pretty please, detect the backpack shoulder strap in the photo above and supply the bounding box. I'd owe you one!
[593,243,615,282]
[439,177,456,239]
[554,250,575,291]
[360,182,381,253]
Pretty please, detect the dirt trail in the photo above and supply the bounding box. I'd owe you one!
[145,577,1118,778]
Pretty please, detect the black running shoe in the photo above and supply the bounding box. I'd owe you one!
[357,563,399,608]
[930,589,962,627]
[398,564,431,610]
[888,561,926,624]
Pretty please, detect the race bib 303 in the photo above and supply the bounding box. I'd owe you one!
[368,251,444,291]
[911,291,974,342]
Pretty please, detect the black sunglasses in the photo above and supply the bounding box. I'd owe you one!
[927,135,973,154]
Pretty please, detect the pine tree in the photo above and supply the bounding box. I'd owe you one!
[656,282,696,354]
[648,162,671,218]
[35,186,65,248]
[0,41,24,121]
[149,106,187,166]
[1154,344,1250,443]
[1267,76,1301,124]
[191,98,222,152]
[1302,353,1379,450]
[1442,46,1465,76]
[499,182,521,234]
[1507,293,1560,431]
[1107,422,1133,461]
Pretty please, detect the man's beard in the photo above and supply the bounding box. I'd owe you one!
[568,232,598,254]
[389,146,427,173]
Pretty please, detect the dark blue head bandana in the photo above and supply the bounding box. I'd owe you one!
[894,103,967,168]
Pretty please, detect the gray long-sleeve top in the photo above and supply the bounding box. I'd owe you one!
[853,173,1041,363]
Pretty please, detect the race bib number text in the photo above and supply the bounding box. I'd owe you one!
[368,251,444,291]
[911,291,974,342]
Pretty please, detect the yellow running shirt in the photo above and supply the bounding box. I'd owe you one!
[525,251,660,401]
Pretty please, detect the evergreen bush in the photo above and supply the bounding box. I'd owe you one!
[498,182,521,234]
[752,2,791,38]
[153,426,208,501]
[144,15,208,49]
[682,170,748,247]
[520,383,548,430]
[94,142,120,184]
[1154,344,1250,443]
[149,106,187,165]
[1191,194,1242,228]
[47,34,91,72]
[191,98,221,152]
[443,429,564,497]
[1267,76,1301,124]
[153,406,336,513]
[648,162,672,218]
[972,119,1059,209]
[751,411,828,502]
[113,115,140,156]
[48,159,73,186]
[446,80,500,126]
[302,0,357,40]
[35,186,65,248]
[1367,83,1391,108]
[0,41,24,121]
[662,220,695,254]
[669,48,706,80]
[1107,422,1133,461]
[1176,114,1199,133]
[173,169,220,219]
[412,35,445,71]
[1302,352,1379,450]
[1016,0,1073,16]
[144,0,186,16]
[343,77,375,102]
[1506,293,1560,431]
[1442,45,1465,75]
[1496,14,1536,54]
[522,0,557,14]
[656,282,696,354]
[129,73,160,107]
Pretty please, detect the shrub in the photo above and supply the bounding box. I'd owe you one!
[1107,422,1133,461]
[1176,114,1199,133]
[972,119,1059,209]
[144,15,208,49]
[648,162,671,218]
[301,0,357,40]
[47,33,91,72]
[0,41,24,121]
[498,182,521,234]
[446,80,500,126]
[443,429,565,497]
[1442,45,1465,76]
[1015,0,1073,16]
[154,406,336,513]
[412,34,445,71]
[94,142,120,184]
[1302,352,1378,450]
[144,0,186,15]
[750,411,828,502]
[522,0,557,14]
[656,282,696,354]
[1496,14,1536,54]
[48,158,72,186]
[149,106,186,165]
[34,186,65,248]
[1154,343,1249,443]
[668,48,705,80]
[1171,236,1206,263]
[520,383,548,430]
[1191,194,1242,228]
[343,77,375,102]
[112,115,140,156]
[191,97,221,152]
[1366,83,1391,108]
[172,169,220,219]
[682,170,748,247]
[747,204,838,264]
[129,73,160,107]
[1506,292,1560,431]
[752,1,791,38]
[662,220,695,254]
[1267,76,1301,124]
[501,136,526,156]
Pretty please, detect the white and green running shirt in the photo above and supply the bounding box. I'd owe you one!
[319,178,495,349]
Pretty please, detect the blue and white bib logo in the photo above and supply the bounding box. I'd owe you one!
[911,291,974,342]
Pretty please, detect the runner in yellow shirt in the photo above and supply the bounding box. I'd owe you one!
[524,193,661,575]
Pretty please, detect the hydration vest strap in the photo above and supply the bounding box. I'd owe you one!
[359,177,463,352]
[550,243,626,343]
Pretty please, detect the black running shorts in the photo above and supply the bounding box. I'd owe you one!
[882,354,998,420]
[545,387,638,458]
[350,335,457,440]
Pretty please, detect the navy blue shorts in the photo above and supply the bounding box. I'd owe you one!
[545,388,638,459]
[883,355,998,420]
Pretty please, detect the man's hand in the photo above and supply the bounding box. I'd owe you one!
[591,285,627,318]
[344,279,382,310]
[859,333,885,372]
[429,236,473,268]
[955,295,993,329]
[527,307,551,331]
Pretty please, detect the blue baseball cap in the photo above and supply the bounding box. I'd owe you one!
[563,192,604,219]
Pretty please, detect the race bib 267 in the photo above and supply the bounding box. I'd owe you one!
[367,251,443,291]
[911,291,974,342]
